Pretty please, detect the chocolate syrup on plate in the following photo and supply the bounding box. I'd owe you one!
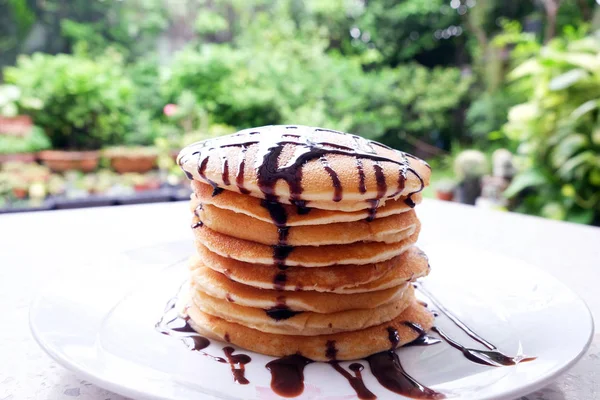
[432,327,536,367]
[266,355,313,397]
[155,300,226,363]
[329,362,376,400]
[367,351,445,399]
[416,283,536,364]
[403,321,442,347]
[326,340,377,399]
[223,346,251,385]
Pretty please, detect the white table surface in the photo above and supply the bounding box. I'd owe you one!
[1,199,598,400]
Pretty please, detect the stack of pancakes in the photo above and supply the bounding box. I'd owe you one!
[177,125,433,361]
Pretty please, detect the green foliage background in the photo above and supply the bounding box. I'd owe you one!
[0,0,598,224]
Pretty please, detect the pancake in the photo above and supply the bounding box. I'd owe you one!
[191,181,422,226]
[191,266,409,313]
[191,245,430,293]
[178,125,430,210]
[192,221,420,267]
[186,299,434,361]
[190,286,415,336]
[192,198,419,246]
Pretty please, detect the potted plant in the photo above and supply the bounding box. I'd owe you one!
[47,174,66,198]
[0,85,47,163]
[4,51,135,172]
[0,85,41,135]
[103,146,159,174]
[0,126,51,163]
[434,179,456,201]
[10,179,28,199]
[454,150,488,205]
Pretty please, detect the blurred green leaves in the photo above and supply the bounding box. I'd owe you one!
[504,32,600,224]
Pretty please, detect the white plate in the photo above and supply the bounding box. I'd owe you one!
[30,241,594,400]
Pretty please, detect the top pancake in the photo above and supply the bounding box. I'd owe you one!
[178,125,430,208]
[191,181,422,225]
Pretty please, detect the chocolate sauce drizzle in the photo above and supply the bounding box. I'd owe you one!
[356,158,367,194]
[366,199,380,222]
[236,146,250,194]
[325,340,376,399]
[330,362,377,400]
[155,299,226,363]
[387,326,400,349]
[320,156,343,202]
[403,322,442,347]
[273,245,294,269]
[292,200,311,215]
[273,272,287,290]
[367,351,445,399]
[260,200,288,228]
[432,327,536,367]
[415,283,536,365]
[266,354,313,397]
[191,220,203,229]
[265,296,303,321]
[220,153,231,186]
[414,283,498,350]
[325,340,338,360]
[265,306,303,321]
[223,346,251,385]
[156,298,259,381]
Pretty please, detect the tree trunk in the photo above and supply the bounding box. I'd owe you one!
[542,0,561,43]
[577,0,592,21]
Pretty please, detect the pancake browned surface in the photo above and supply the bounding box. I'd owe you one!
[191,180,422,225]
[191,266,409,312]
[193,198,419,245]
[191,286,414,336]
[186,300,434,361]
[193,220,420,267]
[192,245,430,293]
[174,124,433,361]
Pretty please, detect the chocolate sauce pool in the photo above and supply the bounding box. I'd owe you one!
[266,355,313,397]
[367,351,445,399]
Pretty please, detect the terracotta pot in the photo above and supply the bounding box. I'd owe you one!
[0,153,36,163]
[38,150,99,173]
[134,181,161,192]
[0,115,33,136]
[435,190,454,202]
[110,154,157,174]
[12,188,27,199]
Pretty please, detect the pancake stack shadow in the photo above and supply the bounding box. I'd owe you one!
[177,125,433,361]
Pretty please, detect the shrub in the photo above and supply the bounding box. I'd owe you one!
[4,50,135,150]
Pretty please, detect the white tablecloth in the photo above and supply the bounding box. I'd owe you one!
[1,200,598,399]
